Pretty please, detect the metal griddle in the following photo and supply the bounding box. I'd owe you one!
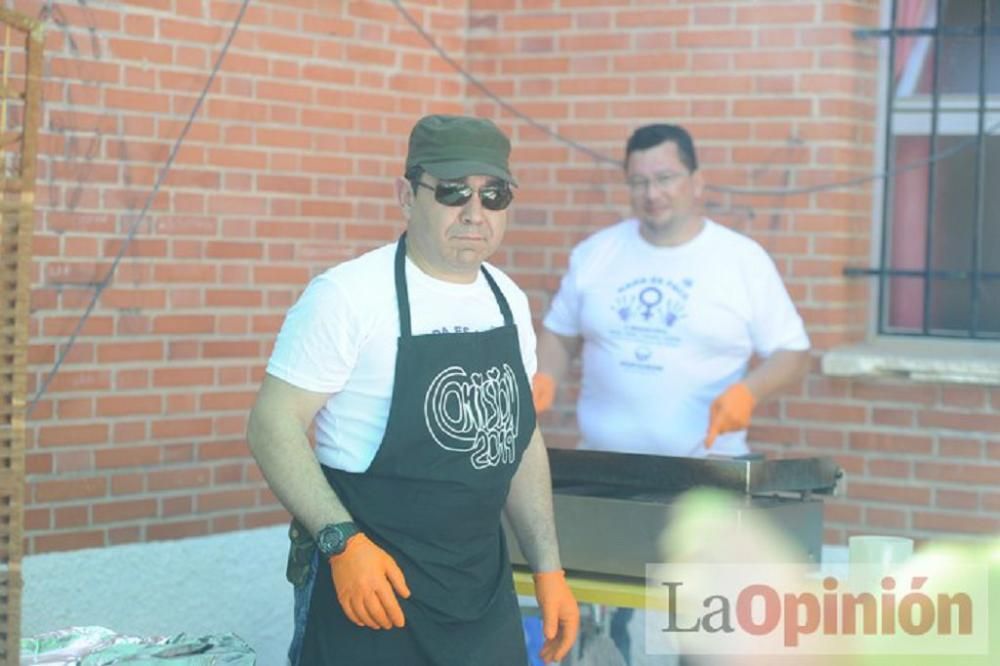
[505,449,842,578]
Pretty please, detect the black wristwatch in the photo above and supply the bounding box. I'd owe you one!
[315,521,361,559]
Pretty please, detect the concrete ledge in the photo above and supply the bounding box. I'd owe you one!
[821,339,1000,386]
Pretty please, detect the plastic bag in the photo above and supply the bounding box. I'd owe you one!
[21,626,256,665]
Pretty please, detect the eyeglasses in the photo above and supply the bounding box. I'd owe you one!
[627,171,686,193]
[415,180,514,211]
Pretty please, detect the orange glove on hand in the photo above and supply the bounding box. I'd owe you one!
[532,372,557,414]
[329,533,411,630]
[533,570,580,664]
[705,382,757,449]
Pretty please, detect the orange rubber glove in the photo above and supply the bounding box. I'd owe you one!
[532,372,557,414]
[705,382,756,449]
[329,533,411,630]
[533,569,579,663]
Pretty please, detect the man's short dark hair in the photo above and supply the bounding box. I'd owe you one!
[405,165,424,193]
[625,124,698,173]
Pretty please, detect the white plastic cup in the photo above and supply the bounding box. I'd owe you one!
[849,535,914,568]
[848,535,914,592]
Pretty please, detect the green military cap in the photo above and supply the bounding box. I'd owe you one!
[405,114,517,185]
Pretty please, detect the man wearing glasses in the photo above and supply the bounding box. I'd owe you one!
[248,114,578,665]
[533,124,810,664]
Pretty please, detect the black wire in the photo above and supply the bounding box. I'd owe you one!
[391,0,1000,197]
[27,0,252,415]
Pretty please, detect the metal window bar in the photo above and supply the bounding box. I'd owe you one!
[851,0,999,339]
[920,0,943,336]
[970,0,992,336]
[874,0,900,339]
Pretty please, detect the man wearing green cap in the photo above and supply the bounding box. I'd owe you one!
[248,114,579,665]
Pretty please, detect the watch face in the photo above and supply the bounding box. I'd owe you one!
[317,525,345,556]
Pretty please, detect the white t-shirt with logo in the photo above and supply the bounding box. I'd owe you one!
[266,241,537,472]
[543,218,809,457]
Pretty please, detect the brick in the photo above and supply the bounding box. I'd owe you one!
[197,439,249,461]
[212,515,242,533]
[852,383,937,405]
[162,496,194,518]
[38,424,109,448]
[109,527,143,545]
[196,489,257,513]
[937,438,983,459]
[97,395,162,417]
[865,508,907,530]
[148,467,211,492]
[245,508,290,529]
[213,462,247,485]
[115,369,149,391]
[164,444,195,464]
[872,408,914,427]
[35,477,107,502]
[802,428,845,450]
[95,446,161,470]
[151,418,213,439]
[214,415,248,436]
[848,481,930,506]
[159,17,222,43]
[113,421,148,444]
[148,519,210,542]
[153,315,216,335]
[848,432,932,455]
[97,341,164,364]
[153,367,214,387]
[55,450,94,474]
[93,499,158,524]
[55,506,90,528]
[918,411,1000,433]
[825,501,862,524]
[37,368,111,393]
[867,458,911,479]
[35,531,105,553]
[200,391,256,411]
[205,289,263,308]
[111,473,144,496]
[736,4,816,24]
[939,386,988,409]
[935,489,978,510]
[913,512,1000,534]
[25,508,51,531]
[786,401,867,424]
[915,463,1000,486]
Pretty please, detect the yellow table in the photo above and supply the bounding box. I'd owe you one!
[512,566,648,609]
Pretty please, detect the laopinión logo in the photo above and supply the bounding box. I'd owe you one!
[644,563,990,656]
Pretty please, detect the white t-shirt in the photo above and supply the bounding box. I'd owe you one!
[544,219,809,457]
[267,241,537,472]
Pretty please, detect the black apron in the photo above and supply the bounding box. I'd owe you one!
[300,235,535,665]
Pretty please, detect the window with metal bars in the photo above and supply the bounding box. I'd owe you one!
[855,0,1000,339]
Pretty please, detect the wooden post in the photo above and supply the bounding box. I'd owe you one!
[0,8,43,662]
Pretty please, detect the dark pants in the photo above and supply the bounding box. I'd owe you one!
[610,607,634,663]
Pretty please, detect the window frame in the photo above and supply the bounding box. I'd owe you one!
[866,0,1000,341]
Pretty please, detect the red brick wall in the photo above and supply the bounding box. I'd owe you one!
[20,0,999,555]
[23,0,468,553]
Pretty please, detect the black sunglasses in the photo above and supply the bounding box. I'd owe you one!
[415,180,514,211]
